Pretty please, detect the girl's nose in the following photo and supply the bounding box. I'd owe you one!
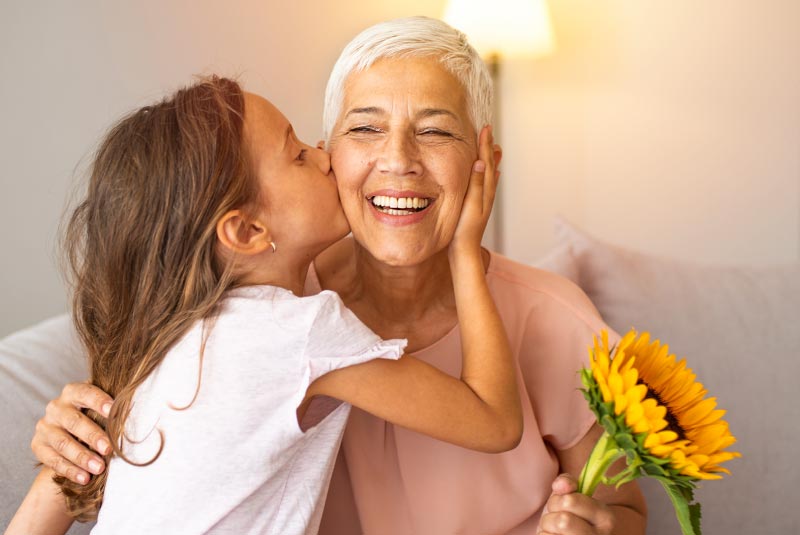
[309,144,331,174]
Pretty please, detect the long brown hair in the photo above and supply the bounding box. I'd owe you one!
[57,76,257,519]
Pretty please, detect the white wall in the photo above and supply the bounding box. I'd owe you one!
[1,0,798,337]
[500,0,800,266]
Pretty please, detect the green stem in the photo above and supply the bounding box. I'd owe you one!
[577,430,626,496]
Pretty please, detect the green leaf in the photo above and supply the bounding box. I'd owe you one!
[600,414,618,434]
[615,433,637,451]
[580,368,593,386]
[642,463,669,477]
[690,502,702,535]
[658,479,702,535]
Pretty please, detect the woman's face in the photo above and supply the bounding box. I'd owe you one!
[328,56,478,266]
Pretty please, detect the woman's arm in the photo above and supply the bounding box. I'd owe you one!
[305,126,523,453]
[538,423,647,535]
[5,468,75,535]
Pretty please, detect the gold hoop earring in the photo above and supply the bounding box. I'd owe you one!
[269,241,277,253]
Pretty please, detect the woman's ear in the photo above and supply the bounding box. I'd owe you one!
[216,210,272,255]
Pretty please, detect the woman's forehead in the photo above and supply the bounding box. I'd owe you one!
[341,56,469,119]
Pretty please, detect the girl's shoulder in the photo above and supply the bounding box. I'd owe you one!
[224,285,343,323]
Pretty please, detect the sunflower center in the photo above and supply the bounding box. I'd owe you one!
[641,381,687,440]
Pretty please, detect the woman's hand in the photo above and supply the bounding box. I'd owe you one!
[541,424,646,534]
[538,474,616,535]
[31,382,114,485]
[449,125,501,258]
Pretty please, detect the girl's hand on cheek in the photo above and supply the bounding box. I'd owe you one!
[449,125,498,260]
[537,474,615,535]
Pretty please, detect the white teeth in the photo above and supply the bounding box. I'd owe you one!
[370,196,430,213]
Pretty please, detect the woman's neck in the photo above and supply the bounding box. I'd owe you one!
[351,243,457,323]
[314,237,490,350]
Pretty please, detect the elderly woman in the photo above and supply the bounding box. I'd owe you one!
[28,17,645,535]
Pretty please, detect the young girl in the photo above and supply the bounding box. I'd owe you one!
[7,76,520,534]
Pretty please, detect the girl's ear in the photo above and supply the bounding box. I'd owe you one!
[216,210,272,255]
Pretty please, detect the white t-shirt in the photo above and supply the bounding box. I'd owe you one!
[92,286,405,535]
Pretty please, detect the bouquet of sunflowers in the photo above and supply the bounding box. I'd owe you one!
[578,330,740,535]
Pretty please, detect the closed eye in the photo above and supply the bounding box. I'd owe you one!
[348,125,383,134]
[419,128,453,137]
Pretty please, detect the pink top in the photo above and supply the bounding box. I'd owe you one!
[308,252,613,535]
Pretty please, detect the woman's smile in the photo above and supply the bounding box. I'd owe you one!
[366,190,435,225]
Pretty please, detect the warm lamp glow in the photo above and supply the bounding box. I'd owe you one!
[442,0,556,58]
[442,0,555,254]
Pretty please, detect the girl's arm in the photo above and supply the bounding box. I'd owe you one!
[305,126,523,453]
[5,468,74,535]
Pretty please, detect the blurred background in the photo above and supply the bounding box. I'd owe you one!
[1,0,798,337]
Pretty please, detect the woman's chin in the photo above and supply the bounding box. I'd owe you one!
[353,234,447,268]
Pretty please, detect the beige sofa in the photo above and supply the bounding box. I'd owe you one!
[535,219,799,534]
[2,219,798,534]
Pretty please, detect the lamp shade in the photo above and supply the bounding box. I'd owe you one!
[442,0,555,58]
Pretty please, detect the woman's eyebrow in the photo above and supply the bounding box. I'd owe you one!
[417,108,458,121]
[345,106,382,118]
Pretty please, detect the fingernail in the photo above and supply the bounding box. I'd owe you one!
[89,459,103,473]
[98,439,110,455]
[77,473,88,484]
[102,402,112,416]
[473,160,486,172]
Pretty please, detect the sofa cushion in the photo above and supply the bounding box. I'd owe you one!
[539,218,800,535]
[0,314,92,534]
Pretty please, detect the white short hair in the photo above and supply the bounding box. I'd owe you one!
[322,16,493,142]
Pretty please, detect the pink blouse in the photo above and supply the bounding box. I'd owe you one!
[309,252,612,534]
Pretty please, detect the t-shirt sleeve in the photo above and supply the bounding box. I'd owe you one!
[517,278,619,451]
[303,291,407,385]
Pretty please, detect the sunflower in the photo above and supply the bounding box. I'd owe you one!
[577,329,740,535]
